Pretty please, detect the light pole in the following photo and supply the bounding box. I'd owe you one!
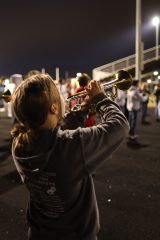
[135,0,142,82]
[152,16,160,60]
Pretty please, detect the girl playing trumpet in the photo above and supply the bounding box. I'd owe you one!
[11,73,129,240]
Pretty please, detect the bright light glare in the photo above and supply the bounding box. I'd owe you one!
[158,76,160,80]
[76,73,82,77]
[152,16,160,27]
[4,79,10,86]
[147,79,152,84]
[153,71,159,76]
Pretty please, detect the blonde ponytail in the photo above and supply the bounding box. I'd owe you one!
[11,123,37,155]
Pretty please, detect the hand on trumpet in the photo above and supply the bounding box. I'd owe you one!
[80,80,104,111]
[85,80,103,98]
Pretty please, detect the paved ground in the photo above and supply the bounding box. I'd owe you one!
[0,108,160,240]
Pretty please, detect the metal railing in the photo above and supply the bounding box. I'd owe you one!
[92,45,160,79]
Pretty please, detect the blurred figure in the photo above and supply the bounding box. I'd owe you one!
[115,89,126,114]
[127,80,142,139]
[154,83,160,122]
[74,73,91,106]
[75,73,99,126]
[59,79,67,100]
[140,83,150,124]
[0,80,5,111]
[66,78,72,98]
[75,73,91,94]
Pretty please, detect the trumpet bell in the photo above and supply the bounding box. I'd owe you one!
[115,70,132,90]
[67,70,132,104]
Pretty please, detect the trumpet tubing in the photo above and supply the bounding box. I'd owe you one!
[67,70,132,101]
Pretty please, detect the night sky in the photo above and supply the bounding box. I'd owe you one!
[0,0,160,78]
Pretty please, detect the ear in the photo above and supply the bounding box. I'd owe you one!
[50,104,58,115]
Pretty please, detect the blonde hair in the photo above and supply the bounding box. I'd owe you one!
[11,74,62,154]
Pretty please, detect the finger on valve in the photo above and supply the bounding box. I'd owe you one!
[86,80,103,98]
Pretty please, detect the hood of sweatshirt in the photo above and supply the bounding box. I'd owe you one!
[12,128,57,174]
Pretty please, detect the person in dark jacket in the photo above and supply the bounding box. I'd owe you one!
[11,73,129,240]
[140,83,150,124]
[154,83,160,122]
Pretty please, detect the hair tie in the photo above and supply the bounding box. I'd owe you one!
[18,125,28,134]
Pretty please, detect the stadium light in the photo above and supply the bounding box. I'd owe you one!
[153,71,159,76]
[76,73,82,77]
[147,79,152,84]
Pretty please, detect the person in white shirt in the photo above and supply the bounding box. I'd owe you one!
[127,80,142,139]
[140,83,150,124]
[115,89,126,114]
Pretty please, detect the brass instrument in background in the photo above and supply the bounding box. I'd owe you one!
[0,89,12,103]
[66,70,132,111]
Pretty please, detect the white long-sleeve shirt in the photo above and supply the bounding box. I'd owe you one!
[115,89,126,107]
[127,86,142,111]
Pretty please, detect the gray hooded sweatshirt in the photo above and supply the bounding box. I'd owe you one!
[12,93,129,240]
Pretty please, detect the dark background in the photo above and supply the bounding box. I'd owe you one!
[0,0,160,78]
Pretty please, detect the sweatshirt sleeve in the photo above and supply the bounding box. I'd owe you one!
[80,94,130,173]
[61,110,88,130]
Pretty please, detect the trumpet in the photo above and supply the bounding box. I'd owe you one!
[66,70,132,111]
[1,70,132,110]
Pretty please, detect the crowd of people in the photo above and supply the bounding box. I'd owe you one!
[55,74,160,141]
[1,70,160,141]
